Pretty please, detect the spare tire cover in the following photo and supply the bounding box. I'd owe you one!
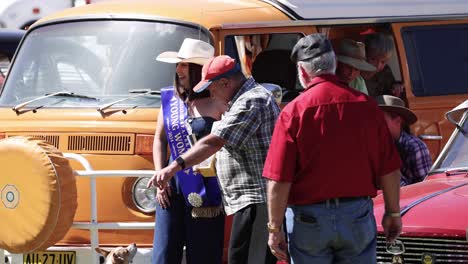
[0,136,77,253]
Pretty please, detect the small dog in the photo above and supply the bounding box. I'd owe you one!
[95,243,137,264]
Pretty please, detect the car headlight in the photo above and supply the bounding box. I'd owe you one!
[132,177,157,213]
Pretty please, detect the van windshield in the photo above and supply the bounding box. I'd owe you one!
[0,20,211,109]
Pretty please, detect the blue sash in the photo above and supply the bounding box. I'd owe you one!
[161,87,221,208]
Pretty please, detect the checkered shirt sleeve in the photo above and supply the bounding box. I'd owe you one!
[211,78,280,214]
[399,131,433,186]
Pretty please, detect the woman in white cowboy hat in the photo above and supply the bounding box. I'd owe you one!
[150,38,226,264]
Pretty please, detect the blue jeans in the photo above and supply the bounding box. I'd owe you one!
[152,189,225,264]
[286,197,376,264]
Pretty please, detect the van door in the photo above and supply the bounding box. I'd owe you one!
[392,20,468,161]
[217,25,316,104]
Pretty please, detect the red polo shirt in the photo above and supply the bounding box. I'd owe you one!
[263,74,401,205]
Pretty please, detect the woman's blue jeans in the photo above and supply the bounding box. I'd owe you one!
[286,197,377,264]
[152,190,225,264]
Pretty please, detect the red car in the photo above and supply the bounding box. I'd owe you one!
[374,100,468,264]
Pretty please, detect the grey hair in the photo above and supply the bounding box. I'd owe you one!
[297,51,336,87]
[364,33,394,59]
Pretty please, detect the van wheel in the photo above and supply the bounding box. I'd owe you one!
[0,136,77,253]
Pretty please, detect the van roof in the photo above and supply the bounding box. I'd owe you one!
[270,0,468,20]
[34,0,468,30]
[34,0,290,29]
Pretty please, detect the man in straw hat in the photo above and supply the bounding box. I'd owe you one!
[335,38,376,95]
[151,54,280,264]
[376,95,432,186]
[263,33,402,263]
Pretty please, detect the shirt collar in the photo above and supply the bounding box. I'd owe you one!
[305,74,346,90]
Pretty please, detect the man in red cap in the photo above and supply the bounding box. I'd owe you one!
[148,55,280,264]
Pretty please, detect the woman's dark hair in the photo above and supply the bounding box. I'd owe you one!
[174,63,210,102]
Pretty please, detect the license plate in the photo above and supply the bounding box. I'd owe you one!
[23,251,76,264]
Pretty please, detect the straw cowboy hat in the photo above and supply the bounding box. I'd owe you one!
[337,39,376,72]
[376,95,417,124]
[156,38,214,66]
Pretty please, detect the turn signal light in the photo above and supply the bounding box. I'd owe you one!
[0,133,5,140]
[135,134,154,155]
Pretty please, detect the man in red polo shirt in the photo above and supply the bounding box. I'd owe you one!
[263,33,402,263]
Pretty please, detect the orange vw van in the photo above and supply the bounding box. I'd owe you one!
[0,0,467,263]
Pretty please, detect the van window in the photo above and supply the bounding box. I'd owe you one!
[225,33,303,102]
[0,20,210,108]
[402,24,468,96]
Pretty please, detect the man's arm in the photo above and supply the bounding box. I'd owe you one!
[410,141,432,184]
[380,169,402,243]
[266,180,291,261]
[150,133,225,189]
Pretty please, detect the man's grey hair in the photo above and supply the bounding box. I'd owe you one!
[297,51,336,88]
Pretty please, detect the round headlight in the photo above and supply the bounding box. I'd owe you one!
[132,177,157,213]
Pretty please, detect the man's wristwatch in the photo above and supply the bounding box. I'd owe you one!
[267,222,281,233]
[175,156,185,170]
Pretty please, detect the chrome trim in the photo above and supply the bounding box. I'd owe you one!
[377,236,468,263]
[400,182,468,217]
[260,0,300,20]
[221,14,468,29]
[432,112,468,170]
[418,134,443,141]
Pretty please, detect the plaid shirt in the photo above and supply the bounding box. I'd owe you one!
[398,131,433,186]
[211,77,280,215]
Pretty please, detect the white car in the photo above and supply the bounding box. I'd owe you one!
[0,0,73,29]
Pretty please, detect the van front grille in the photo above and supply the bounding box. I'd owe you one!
[68,135,132,153]
[7,134,60,149]
[5,133,135,154]
[377,235,468,263]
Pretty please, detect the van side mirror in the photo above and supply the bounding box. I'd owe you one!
[445,100,468,132]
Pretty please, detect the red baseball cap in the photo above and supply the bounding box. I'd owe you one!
[193,55,241,93]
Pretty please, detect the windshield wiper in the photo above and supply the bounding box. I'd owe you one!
[12,91,98,114]
[97,90,160,114]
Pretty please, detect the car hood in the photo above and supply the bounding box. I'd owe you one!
[374,174,468,238]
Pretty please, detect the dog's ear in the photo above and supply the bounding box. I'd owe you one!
[95,247,111,258]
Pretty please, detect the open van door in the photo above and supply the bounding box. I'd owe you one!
[218,25,316,105]
[392,20,468,161]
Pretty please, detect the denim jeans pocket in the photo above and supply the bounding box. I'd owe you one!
[291,213,325,254]
[351,202,376,252]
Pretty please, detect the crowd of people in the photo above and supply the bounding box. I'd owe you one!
[146,32,432,264]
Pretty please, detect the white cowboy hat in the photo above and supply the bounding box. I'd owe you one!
[337,39,376,72]
[156,38,214,66]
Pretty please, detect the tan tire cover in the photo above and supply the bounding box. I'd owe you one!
[0,136,77,253]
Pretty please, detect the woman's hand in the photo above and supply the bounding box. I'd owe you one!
[147,173,173,209]
[156,184,172,209]
[391,82,405,98]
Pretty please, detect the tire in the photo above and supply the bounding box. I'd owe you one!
[0,136,77,253]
